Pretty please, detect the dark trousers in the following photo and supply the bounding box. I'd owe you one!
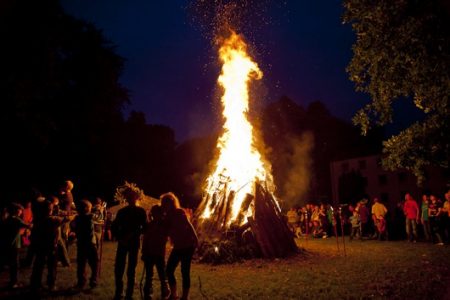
[166,247,195,290]
[77,242,99,286]
[30,247,58,289]
[6,247,19,285]
[114,243,139,297]
[430,217,444,243]
[143,255,168,298]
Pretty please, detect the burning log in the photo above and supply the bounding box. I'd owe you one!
[221,190,235,230]
[234,193,254,226]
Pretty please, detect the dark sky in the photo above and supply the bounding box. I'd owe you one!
[62,1,367,142]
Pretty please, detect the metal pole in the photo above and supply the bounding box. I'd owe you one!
[333,209,340,252]
[339,207,346,257]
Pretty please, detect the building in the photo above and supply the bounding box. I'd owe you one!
[330,154,448,212]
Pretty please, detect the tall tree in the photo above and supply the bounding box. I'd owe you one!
[0,0,129,199]
[343,0,450,182]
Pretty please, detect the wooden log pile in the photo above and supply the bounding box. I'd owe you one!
[248,182,298,258]
[195,181,298,259]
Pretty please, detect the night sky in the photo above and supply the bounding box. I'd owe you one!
[62,1,366,142]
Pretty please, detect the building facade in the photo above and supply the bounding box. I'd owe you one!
[330,154,448,212]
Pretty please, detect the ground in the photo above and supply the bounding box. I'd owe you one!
[1,238,450,299]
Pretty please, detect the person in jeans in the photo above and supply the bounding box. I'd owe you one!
[141,205,170,300]
[403,193,419,242]
[111,187,147,300]
[30,201,71,293]
[429,194,444,245]
[72,200,99,290]
[421,194,432,242]
[161,192,198,300]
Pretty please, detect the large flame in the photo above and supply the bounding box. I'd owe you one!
[199,32,274,227]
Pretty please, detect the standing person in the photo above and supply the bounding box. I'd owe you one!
[111,188,147,300]
[371,197,388,240]
[161,192,198,300]
[357,200,370,238]
[30,201,71,293]
[3,203,32,288]
[442,190,450,242]
[59,180,76,250]
[429,194,444,245]
[50,195,71,267]
[403,193,419,243]
[20,200,33,248]
[286,207,299,237]
[349,210,361,240]
[421,194,432,242]
[92,197,105,246]
[141,205,170,300]
[72,200,99,290]
[22,194,47,268]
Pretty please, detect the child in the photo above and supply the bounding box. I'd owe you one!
[141,205,170,300]
[104,210,113,241]
[50,196,71,268]
[349,210,361,240]
[72,200,99,290]
[30,200,71,293]
[92,197,105,246]
[3,203,32,288]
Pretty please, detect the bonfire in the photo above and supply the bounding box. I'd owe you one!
[195,31,297,262]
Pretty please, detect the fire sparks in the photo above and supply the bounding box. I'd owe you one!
[199,31,274,227]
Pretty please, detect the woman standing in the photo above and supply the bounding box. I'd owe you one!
[161,192,198,300]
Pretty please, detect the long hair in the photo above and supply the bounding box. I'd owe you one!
[160,192,180,212]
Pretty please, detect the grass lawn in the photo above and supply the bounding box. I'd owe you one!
[1,237,449,299]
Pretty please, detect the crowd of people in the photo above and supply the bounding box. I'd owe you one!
[0,181,198,300]
[286,189,450,245]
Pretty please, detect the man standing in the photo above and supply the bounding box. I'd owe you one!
[286,207,300,237]
[371,197,388,240]
[111,188,147,300]
[403,193,419,243]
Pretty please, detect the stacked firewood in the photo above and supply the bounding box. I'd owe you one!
[195,181,298,259]
[247,182,298,258]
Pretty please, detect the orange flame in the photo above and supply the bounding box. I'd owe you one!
[199,32,274,227]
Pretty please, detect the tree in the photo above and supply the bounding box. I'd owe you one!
[0,1,126,200]
[343,0,450,182]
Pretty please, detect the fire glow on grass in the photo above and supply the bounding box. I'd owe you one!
[199,31,275,227]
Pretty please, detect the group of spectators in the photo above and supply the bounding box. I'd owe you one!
[0,181,199,300]
[286,189,450,246]
[0,181,106,292]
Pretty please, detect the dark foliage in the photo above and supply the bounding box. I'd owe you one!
[343,0,450,182]
[0,1,176,203]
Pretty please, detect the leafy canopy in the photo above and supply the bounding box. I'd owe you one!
[343,0,449,182]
